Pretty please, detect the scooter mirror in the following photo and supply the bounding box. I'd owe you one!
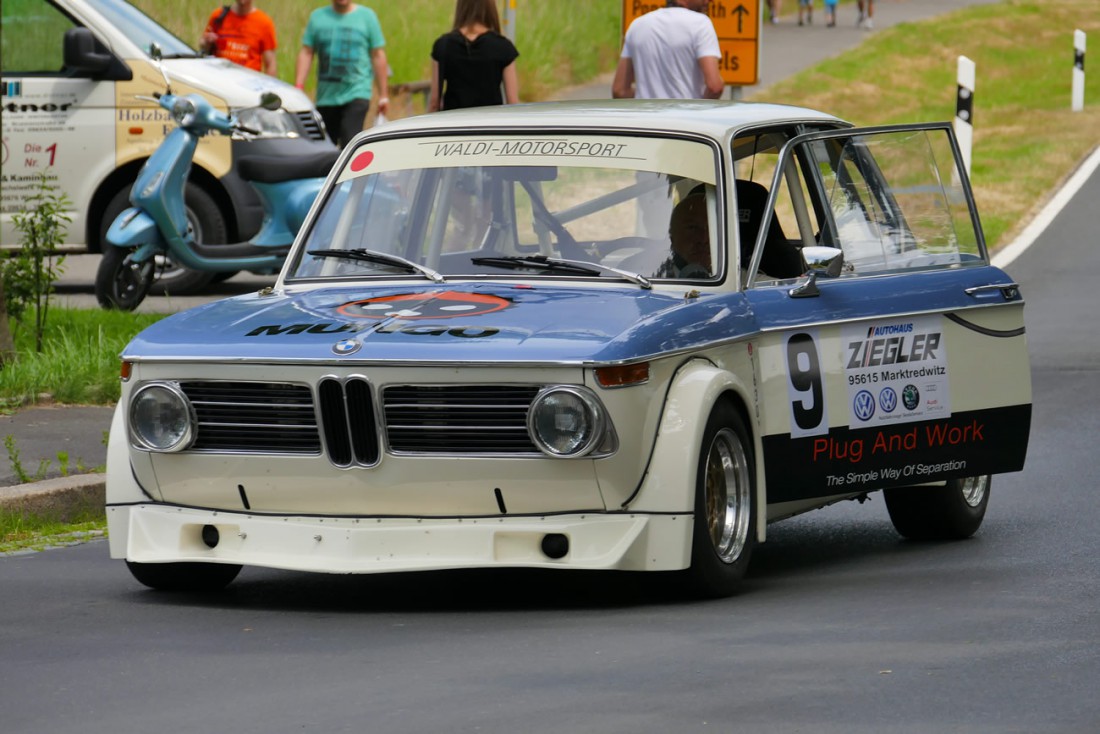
[259,92,282,111]
[147,42,172,94]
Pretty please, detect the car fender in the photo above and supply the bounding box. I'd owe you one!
[105,403,160,559]
[628,357,766,543]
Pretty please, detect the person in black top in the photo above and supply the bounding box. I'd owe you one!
[429,0,520,111]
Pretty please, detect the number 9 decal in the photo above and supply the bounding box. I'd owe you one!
[785,331,828,438]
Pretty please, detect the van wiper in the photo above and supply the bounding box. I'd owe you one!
[471,255,651,289]
[308,248,446,283]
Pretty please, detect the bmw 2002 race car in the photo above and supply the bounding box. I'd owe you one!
[106,100,1032,597]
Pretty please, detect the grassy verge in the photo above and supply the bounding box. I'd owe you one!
[751,0,1100,248]
[128,0,621,103]
[1,515,106,553]
[0,308,163,410]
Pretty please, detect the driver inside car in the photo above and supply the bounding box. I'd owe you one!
[657,191,713,278]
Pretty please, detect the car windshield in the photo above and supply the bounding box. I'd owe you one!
[288,133,722,284]
[95,0,196,58]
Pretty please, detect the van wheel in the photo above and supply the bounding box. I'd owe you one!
[126,560,241,592]
[99,184,222,296]
[884,475,991,540]
[684,402,757,598]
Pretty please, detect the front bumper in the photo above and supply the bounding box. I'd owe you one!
[107,504,694,574]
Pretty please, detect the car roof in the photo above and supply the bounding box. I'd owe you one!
[365,99,849,140]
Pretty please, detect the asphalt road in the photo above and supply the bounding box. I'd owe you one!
[4,107,1100,734]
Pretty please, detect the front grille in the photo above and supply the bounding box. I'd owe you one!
[382,385,540,454]
[173,380,543,460]
[180,381,319,453]
[294,110,326,140]
[317,377,380,466]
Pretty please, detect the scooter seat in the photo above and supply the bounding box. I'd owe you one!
[237,150,340,184]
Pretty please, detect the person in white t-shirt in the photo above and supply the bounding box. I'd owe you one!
[611,0,723,100]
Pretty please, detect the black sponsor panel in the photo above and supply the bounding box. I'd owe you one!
[762,404,1031,504]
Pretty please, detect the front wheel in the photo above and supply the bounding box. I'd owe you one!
[684,401,758,598]
[126,561,242,592]
[95,246,154,310]
[884,475,991,541]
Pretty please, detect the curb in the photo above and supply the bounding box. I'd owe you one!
[0,474,105,522]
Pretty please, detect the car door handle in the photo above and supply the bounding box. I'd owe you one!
[965,282,1020,300]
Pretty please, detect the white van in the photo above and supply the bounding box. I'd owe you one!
[1,0,336,292]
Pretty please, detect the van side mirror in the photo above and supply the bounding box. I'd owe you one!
[63,28,112,75]
[259,92,282,111]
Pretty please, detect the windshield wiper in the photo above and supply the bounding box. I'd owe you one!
[308,248,446,283]
[471,255,651,289]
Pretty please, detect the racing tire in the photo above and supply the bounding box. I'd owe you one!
[684,401,758,598]
[125,561,242,592]
[99,184,223,297]
[95,244,155,310]
[883,475,991,541]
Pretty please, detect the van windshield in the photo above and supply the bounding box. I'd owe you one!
[95,0,196,58]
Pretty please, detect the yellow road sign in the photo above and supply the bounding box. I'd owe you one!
[621,0,760,87]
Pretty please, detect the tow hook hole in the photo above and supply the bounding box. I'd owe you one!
[201,524,220,548]
[541,533,569,560]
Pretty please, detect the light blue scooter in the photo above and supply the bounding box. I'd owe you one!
[97,65,337,310]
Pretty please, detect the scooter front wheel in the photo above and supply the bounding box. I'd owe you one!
[96,247,155,310]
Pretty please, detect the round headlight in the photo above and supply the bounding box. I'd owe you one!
[527,387,605,457]
[129,382,195,452]
[171,98,197,127]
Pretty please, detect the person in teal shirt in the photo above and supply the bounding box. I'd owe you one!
[294,0,390,147]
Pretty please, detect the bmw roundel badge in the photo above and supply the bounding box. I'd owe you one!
[333,338,362,355]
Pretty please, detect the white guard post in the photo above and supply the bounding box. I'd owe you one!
[502,0,517,42]
[954,55,975,179]
[1073,30,1086,112]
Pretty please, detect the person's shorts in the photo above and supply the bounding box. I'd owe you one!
[799,0,813,7]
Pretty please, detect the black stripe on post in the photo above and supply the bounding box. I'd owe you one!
[956,84,974,123]
[1075,49,1085,72]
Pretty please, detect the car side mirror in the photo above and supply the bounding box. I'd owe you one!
[789,246,844,298]
[63,28,112,75]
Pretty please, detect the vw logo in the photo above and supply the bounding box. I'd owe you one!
[902,384,920,411]
[879,386,898,413]
[853,390,876,421]
[332,338,362,355]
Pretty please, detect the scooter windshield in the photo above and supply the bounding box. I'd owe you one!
[288,133,723,284]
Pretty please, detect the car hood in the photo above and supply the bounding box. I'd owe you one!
[125,282,752,364]
[164,58,314,112]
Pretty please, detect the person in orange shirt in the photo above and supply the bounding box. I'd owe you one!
[200,0,277,76]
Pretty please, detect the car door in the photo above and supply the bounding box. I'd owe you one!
[742,123,1031,509]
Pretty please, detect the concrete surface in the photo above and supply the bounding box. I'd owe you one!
[1,0,1010,514]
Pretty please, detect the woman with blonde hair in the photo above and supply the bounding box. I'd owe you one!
[429,0,520,111]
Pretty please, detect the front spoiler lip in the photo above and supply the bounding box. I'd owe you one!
[107,503,694,574]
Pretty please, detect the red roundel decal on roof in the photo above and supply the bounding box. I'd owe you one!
[336,291,512,320]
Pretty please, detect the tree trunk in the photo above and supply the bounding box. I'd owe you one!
[0,279,15,366]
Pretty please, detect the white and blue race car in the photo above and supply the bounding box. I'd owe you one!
[106,100,1032,597]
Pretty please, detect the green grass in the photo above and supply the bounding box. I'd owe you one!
[750,0,1100,248]
[0,308,163,409]
[0,514,106,553]
[128,0,622,103]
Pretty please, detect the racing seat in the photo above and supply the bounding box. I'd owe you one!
[735,179,803,279]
